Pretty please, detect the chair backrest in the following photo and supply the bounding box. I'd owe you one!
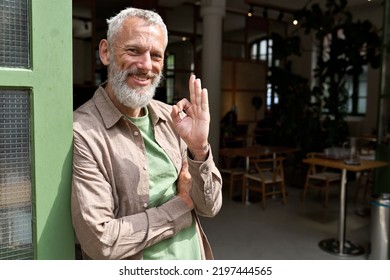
[306,152,326,175]
[250,156,285,182]
[219,153,245,169]
[305,152,341,178]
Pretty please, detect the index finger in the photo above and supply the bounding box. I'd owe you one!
[175,98,191,112]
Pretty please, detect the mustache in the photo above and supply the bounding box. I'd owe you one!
[122,67,159,81]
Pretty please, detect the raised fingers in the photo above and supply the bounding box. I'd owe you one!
[202,88,209,112]
[195,78,202,110]
[189,74,196,105]
[189,74,206,111]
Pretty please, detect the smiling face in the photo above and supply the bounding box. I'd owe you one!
[102,17,166,109]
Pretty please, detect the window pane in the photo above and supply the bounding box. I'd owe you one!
[260,40,267,61]
[165,54,175,104]
[0,89,33,260]
[347,98,353,112]
[266,83,272,109]
[358,97,367,114]
[0,0,30,68]
[250,44,257,60]
[167,55,175,70]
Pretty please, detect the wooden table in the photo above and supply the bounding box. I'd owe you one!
[303,157,388,256]
[220,145,299,203]
[220,145,299,172]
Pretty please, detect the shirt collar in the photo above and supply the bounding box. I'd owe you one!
[93,83,168,129]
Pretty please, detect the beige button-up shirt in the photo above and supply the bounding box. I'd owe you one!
[71,85,223,259]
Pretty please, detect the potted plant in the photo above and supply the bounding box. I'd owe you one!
[266,32,324,154]
[294,0,381,147]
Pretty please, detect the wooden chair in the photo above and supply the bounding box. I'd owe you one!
[219,156,246,200]
[242,156,286,209]
[302,152,341,207]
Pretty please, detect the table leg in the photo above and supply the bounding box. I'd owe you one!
[245,156,250,204]
[339,169,347,252]
[272,153,277,198]
[318,169,365,256]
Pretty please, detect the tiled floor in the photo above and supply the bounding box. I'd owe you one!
[199,176,375,260]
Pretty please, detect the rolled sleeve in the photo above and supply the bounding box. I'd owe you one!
[187,148,223,217]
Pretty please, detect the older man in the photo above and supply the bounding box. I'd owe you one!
[71,7,222,260]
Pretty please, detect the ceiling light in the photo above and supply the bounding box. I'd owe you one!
[248,5,254,17]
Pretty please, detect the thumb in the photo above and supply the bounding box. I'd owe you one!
[179,158,191,182]
[181,157,189,173]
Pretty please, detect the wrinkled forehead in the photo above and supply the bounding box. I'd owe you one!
[115,17,166,48]
[112,16,167,48]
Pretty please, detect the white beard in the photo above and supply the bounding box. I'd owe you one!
[108,61,162,109]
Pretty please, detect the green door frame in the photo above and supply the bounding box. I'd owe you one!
[0,0,74,259]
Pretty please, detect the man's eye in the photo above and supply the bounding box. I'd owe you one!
[152,54,163,61]
[127,48,138,54]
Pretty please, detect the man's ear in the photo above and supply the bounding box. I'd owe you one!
[99,39,110,66]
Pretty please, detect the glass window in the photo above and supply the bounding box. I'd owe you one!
[250,37,276,110]
[165,53,175,104]
[322,33,367,116]
[0,0,30,68]
[0,89,33,260]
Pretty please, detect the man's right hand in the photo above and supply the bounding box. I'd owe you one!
[176,158,194,209]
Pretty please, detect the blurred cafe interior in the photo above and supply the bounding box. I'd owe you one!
[1,0,390,260]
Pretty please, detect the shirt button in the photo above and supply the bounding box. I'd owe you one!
[143,203,148,208]
[134,131,139,136]
[206,189,211,194]
[143,165,147,170]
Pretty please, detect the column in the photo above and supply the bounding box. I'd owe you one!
[201,0,225,163]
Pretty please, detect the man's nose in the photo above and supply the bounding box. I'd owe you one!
[136,52,152,72]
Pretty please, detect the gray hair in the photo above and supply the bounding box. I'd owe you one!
[106,7,168,51]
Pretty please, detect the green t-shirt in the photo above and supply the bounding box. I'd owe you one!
[126,108,201,260]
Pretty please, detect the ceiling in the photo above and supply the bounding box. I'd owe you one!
[162,0,380,36]
[159,0,377,12]
[74,0,380,18]
[73,0,381,39]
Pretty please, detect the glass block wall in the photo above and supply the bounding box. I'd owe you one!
[0,0,30,68]
[0,0,33,260]
[0,90,32,260]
